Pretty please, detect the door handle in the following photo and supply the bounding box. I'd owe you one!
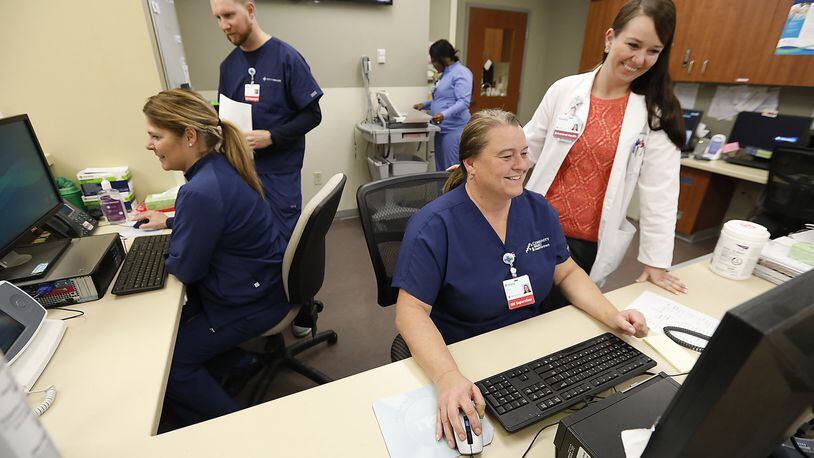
[687,60,695,74]
[682,48,691,67]
[700,60,709,75]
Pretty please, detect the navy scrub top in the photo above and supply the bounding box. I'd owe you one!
[392,185,570,344]
[218,37,323,175]
[165,153,289,330]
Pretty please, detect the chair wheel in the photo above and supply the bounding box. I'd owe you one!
[327,332,338,345]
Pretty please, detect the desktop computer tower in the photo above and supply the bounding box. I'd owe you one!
[14,234,125,307]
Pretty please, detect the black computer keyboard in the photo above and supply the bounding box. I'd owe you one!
[111,234,171,295]
[476,332,656,432]
[724,154,770,170]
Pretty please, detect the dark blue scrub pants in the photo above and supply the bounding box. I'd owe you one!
[164,298,288,426]
[259,170,302,241]
[434,126,465,171]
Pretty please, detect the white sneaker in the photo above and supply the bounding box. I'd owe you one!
[292,324,312,338]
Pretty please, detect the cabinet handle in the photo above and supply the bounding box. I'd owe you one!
[735,77,750,83]
[701,60,709,75]
[682,48,691,67]
[687,60,695,74]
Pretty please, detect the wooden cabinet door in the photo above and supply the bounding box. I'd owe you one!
[749,0,814,87]
[579,0,628,73]
[669,0,714,82]
[694,0,778,84]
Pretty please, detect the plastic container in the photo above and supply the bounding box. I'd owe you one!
[56,176,85,211]
[710,220,770,280]
[97,178,128,224]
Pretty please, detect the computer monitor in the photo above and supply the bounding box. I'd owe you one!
[643,269,814,457]
[0,115,66,280]
[729,111,812,153]
[681,109,703,151]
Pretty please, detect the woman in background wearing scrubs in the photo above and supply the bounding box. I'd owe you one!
[134,89,290,426]
[524,0,686,294]
[392,110,649,449]
[414,39,473,171]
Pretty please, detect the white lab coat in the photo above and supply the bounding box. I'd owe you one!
[524,67,680,285]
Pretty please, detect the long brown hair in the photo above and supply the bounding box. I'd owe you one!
[143,89,264,198]
[444,109,522,192]
[602,0,684,149]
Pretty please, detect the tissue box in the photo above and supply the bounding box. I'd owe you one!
[145,186,180,211]
[81,191,136,219]
[77,167,133,196]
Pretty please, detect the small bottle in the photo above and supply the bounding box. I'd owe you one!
[98,178,127,224]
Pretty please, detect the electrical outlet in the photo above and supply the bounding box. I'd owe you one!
[313,171,323,186]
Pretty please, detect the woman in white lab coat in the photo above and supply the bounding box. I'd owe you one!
[524,0,687,295]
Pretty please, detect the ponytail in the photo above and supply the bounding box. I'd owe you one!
[143,89,265,198]
[219,120,265,198]
[443,165,466,193]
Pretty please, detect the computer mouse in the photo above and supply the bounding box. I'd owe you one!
[133,218,150,229]
[454,412,483,455]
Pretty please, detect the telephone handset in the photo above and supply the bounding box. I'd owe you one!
[46,201,97,238]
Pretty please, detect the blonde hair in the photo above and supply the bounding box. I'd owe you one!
[443,109,522,192]
[143,89,264,198]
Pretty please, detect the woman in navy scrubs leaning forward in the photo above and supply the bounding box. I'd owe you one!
[392,110,649,449]
[135,89,290,426]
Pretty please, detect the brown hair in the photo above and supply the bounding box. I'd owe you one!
[443,109,522,192]
[143,89,264,198]
[602,0,684,149]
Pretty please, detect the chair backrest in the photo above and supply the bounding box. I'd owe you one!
[764,146,814,222]
[283,173,347,305]
[356,172,449,307]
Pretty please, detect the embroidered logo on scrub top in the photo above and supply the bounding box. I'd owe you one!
[525,237,551,253]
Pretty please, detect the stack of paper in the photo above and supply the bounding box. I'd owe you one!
[754,237,813,285]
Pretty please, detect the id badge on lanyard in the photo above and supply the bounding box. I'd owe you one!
[244,67,260,103]
[501,252,535,310]
[552,96,584,143]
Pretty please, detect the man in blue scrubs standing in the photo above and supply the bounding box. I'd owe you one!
[211,0,323,240]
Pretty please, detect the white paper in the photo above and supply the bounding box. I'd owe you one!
[117,220,161,240]
[626,291,719,348]
[0,355,61,458]
[707,85,780,121]
[621,428,654,458]
[372,385,494,458]
[218,94,252,132]
[673,83,699,110]
[810,105,814,129]
[777,3,814,49]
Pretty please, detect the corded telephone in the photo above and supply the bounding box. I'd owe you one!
[46,201,97,238]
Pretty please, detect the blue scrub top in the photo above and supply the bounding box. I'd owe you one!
[218,38,323,174]
[392,185,570,344]
[165,153,290,330]
[423,62,473,133]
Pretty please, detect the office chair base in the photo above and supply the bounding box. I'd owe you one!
[247,330,338,406]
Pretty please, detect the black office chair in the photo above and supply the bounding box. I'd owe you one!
[247,173,346,406]
[356,172,449,362]
[751,146,814,238]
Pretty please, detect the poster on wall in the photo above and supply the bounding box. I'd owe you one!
[776,1,814,55]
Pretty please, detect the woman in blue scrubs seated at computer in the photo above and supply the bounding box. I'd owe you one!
[392,109,649,449]
[133,89,290,426]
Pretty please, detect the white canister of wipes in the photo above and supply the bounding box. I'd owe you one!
[710,220,770,280]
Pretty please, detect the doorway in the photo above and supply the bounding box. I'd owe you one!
[465,7,528,115]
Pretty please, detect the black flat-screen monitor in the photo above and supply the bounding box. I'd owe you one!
[729,111,812,152]
[682,109,703,151]
[643,269,814,457]
[0,115,63,263]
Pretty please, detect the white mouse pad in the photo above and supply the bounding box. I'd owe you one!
[373,384,495,458]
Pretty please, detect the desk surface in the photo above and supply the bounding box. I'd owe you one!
[680,157,768,184]
[35,232,773,457]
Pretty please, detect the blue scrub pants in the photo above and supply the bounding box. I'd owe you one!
[164,298,288,426]
[259,170,302,241]
[434,126,465,171]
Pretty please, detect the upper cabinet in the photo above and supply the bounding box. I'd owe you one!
[580,0,814,87]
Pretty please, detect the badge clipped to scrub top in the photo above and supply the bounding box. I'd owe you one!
[501,252,535,310]
[552,96,584,143]
[244,67,260,103]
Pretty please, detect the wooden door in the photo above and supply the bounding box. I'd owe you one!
[749,0,814,87]
[694,0,778,84]
[466,7,528,114]
[578,0,628,73]
[669,0,714,82]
